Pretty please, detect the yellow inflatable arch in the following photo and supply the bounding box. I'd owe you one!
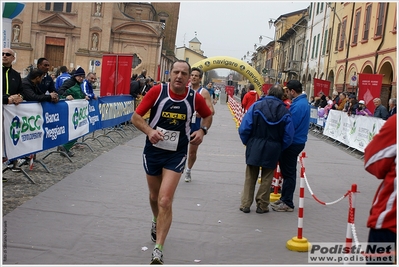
[192,56,264,96]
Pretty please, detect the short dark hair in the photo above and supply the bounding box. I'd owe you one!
[29,68,44,80]
[248,83,255,90]
[268,84,284,99]
[171,60,191,74]
[37,58,48,66]
[286,80,302,94]
[60,66,68,73]
[191,67,203,78]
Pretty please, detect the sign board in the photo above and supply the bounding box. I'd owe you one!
[350,75,358,86]
[95,60,101,66]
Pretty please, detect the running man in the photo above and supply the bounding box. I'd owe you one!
[131,60,212,264]
[184,67,215,182]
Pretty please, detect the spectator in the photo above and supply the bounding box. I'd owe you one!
[323,96,334,117]
[205,82,214,100]
[81,72,98,100]
[55,66,71,91]
[334,92,347,111]
[137,69,147,79]
[240,87,247,106]
[282,86,292,109]
[35,57,56,94]
[373,98,389,120]
[364,114,396,263]
[346,95,359,116]
[56,67,86,157]
[388,98,396,118]
[309,96,315,106]
[331,90,340,110]
[242,83,259,112]
[21,68,59,103]
[2,48,24,174]
[238,84,294,214]
[356,100,372,116]
[58,67,86,99]
[130,77,146,109]
[271,80,310,212]
[343,93,353,112]
[315,92,327,108]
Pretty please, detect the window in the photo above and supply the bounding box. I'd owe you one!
[44,2,73,13]
[375,3,386,37]
[326,27,332,54]
[322,29,328,55]
[132,54,142,68]
[335,22,341,51]
[363,4,372,41]
[312,35,316,59]
[315,33,320,57]
[352,9,361,45]
[339,18,347,50]
[316,3,320,14]
[320,2,324,13]
[309,3,312,19]
[304,40,308,61]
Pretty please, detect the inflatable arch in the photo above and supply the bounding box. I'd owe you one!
[192,56,264,96]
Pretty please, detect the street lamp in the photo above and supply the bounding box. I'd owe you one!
[259,35,274,43]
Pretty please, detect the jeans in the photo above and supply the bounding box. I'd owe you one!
[279,143,305,209]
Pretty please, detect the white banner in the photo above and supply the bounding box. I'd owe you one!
[323,110,386,152]
[66,100,90,140]
[3,102,44,159]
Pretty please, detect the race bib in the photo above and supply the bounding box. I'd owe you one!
[153,126,180,151]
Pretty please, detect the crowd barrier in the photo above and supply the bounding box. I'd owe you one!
[228,98,386,154]
[3,95,134,161]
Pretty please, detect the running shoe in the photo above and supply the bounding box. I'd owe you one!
[150,248,163,264]
[270,199,283,208]
[271,202,294,212]
[151,221,156,242]
[184,171,191,182]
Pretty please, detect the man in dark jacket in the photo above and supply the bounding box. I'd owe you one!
[21,68,59,103]
[2,48,23,105]
[36,57,56,94]
[238,84,294,214]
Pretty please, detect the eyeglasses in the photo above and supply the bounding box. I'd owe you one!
[2,52,13,57]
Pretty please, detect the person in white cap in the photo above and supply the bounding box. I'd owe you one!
[356,100,372,116]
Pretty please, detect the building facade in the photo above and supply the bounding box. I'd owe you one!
[10,2,179,83]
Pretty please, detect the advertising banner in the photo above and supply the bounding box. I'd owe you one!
[3,96,134,160]
[225,85,234,97]
[358,73,383,114]
[313,78,331,97]
[116,55,133,95]
[100,55,117,96]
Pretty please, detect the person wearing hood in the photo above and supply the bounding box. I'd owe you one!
[58,67,86,99]
[238,84,294,214]
[242,83,259,112]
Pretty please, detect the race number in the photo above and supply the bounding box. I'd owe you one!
[153,126,180,151]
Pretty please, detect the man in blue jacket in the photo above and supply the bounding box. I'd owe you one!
[238,84,294,214]
[271,80,310,212]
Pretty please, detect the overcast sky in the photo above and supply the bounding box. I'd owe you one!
[175,1,310,76]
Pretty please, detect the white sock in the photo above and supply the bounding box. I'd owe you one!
[186,168,191,173]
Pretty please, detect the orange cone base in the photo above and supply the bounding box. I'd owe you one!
[270,193,281,202]
[286,236,311,252]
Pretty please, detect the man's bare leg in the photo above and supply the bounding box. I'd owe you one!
[185,144,199,182]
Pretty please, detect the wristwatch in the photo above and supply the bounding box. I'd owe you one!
[200,126,208,135]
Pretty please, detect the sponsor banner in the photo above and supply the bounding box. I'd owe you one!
[358,73,383,114]
[313,78,330,97]
[88,98,101,132]
[98,95,134,128]
[225,85,234,97]
[41,101,69,151]
[308,242,395,264]
[3,96,134,160]
[3,102,44,159]
[323,110,385,152]
[65,100,90,140]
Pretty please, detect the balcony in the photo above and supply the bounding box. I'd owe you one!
[283,60,301,73]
